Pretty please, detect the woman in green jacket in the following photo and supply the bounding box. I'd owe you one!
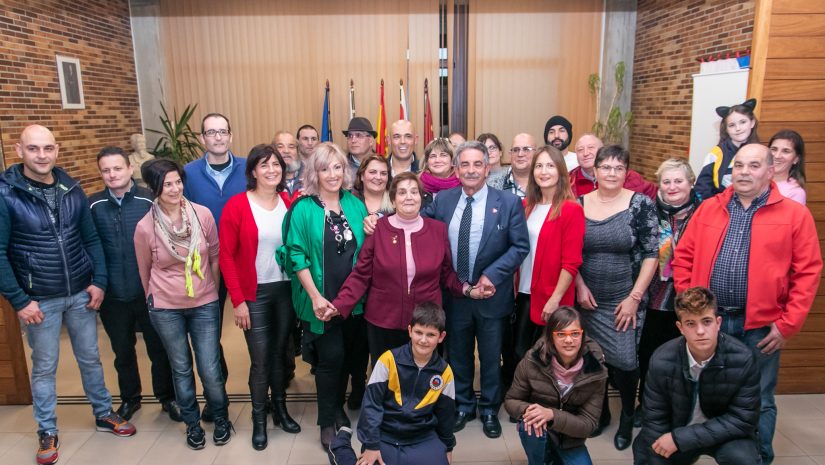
[283,142,368,449]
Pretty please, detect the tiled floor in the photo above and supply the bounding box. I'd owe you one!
[5,320,825,464]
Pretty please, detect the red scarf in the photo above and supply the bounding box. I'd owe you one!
[420,171,460,194]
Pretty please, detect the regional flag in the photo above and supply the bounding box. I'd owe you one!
[322,80,332,142]
[400,79,408,121]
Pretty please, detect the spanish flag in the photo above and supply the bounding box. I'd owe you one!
[376,79,388,157]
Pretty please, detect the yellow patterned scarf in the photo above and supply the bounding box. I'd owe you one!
[152,199,205,297]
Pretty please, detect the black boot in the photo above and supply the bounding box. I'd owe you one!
[272,399,301,434]
[614,411,634,450]
[251,407,268,450]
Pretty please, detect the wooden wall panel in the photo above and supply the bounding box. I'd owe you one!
[749,0,825,393]
[157,0,440,156]
[772,0,825,14]
[760,101,825,122]
[764,58,825,80]
[761,80,825,101]
[467,0,601,159]
[769,14,825,35]
[0,298,31,405]
[767,37,825,58]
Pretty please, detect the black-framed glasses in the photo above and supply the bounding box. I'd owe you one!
[203,129,230,138]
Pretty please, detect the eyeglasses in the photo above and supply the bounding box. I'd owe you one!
[552,329,584,340]
[203,129,230,138]
[510,146,536,154]
[346,132,370,140]
[596,165,627,174]
[485,145,500,153]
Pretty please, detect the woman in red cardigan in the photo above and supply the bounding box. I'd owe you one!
[219,144,299,450]
[328,172,483,363]
[512,146,585,368]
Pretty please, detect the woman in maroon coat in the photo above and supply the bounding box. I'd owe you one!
[329,172,483,362]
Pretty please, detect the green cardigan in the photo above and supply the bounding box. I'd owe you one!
[284,191,368,334]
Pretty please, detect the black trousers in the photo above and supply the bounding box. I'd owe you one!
[638,309,680,404]
[243,281,294,408]
[502,293,542,390]
[340,314,369,405]
[217,275,229,382]
[99,296,174,403]
[634,436,760,465]
[303,316,365,426]
[366,321,410,365]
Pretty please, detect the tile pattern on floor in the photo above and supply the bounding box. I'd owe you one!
[8,317,825,463]
[0,395,824,464]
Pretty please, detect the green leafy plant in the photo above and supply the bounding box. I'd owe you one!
[588,61,634,145]
[147,103,204,164]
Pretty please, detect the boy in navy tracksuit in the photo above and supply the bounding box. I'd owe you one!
[328,302,456,465]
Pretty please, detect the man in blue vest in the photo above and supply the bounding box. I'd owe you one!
[0,125,136,465]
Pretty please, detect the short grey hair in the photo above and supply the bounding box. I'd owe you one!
[655,158,696,185]
[453,140,489,167]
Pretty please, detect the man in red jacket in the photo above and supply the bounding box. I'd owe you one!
[672,143,822,465]
[568,133,657,199]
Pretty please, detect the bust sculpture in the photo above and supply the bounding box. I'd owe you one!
[129,133,154,186]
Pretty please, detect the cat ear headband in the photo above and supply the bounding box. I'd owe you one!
[715,98,757,118]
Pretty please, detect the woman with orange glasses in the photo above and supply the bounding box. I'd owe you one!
[505,307,607,465]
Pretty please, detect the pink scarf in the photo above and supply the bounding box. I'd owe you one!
[551,356,584,387]
[420,171,461,194]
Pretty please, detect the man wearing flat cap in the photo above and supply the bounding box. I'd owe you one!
[544,115,578,171]
[343,117,377,178]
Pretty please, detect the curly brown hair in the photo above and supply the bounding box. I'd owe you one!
[674,287,718,321]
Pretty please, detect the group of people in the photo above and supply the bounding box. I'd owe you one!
[0,97,820,465]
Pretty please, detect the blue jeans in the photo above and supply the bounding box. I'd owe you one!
[25,291,113,434]
[148,299,228,425]
[519,423,593,465]
[721,314,779,464]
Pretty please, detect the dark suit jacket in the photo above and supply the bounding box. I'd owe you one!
[423,185,529,318]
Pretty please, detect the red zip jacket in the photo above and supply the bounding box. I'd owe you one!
[219,191,292,307]
[569,166,657,200]
[333,215,465,330]
[672,183,822,338]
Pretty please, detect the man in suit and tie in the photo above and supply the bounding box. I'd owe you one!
[426,140,529,438]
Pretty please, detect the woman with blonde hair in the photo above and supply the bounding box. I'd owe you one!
[282,142,369,448]
[636,157,702,425]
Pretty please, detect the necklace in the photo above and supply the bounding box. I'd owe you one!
[325,209,353,254]
[596,191,621,203]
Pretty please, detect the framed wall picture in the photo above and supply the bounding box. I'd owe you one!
[56,55,85,109]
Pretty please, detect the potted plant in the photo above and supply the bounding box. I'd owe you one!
[588,61,634,146]
[148,103,204,164]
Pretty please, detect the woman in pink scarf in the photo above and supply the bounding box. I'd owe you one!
[419,138,461,204]
[505,307,607,465]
